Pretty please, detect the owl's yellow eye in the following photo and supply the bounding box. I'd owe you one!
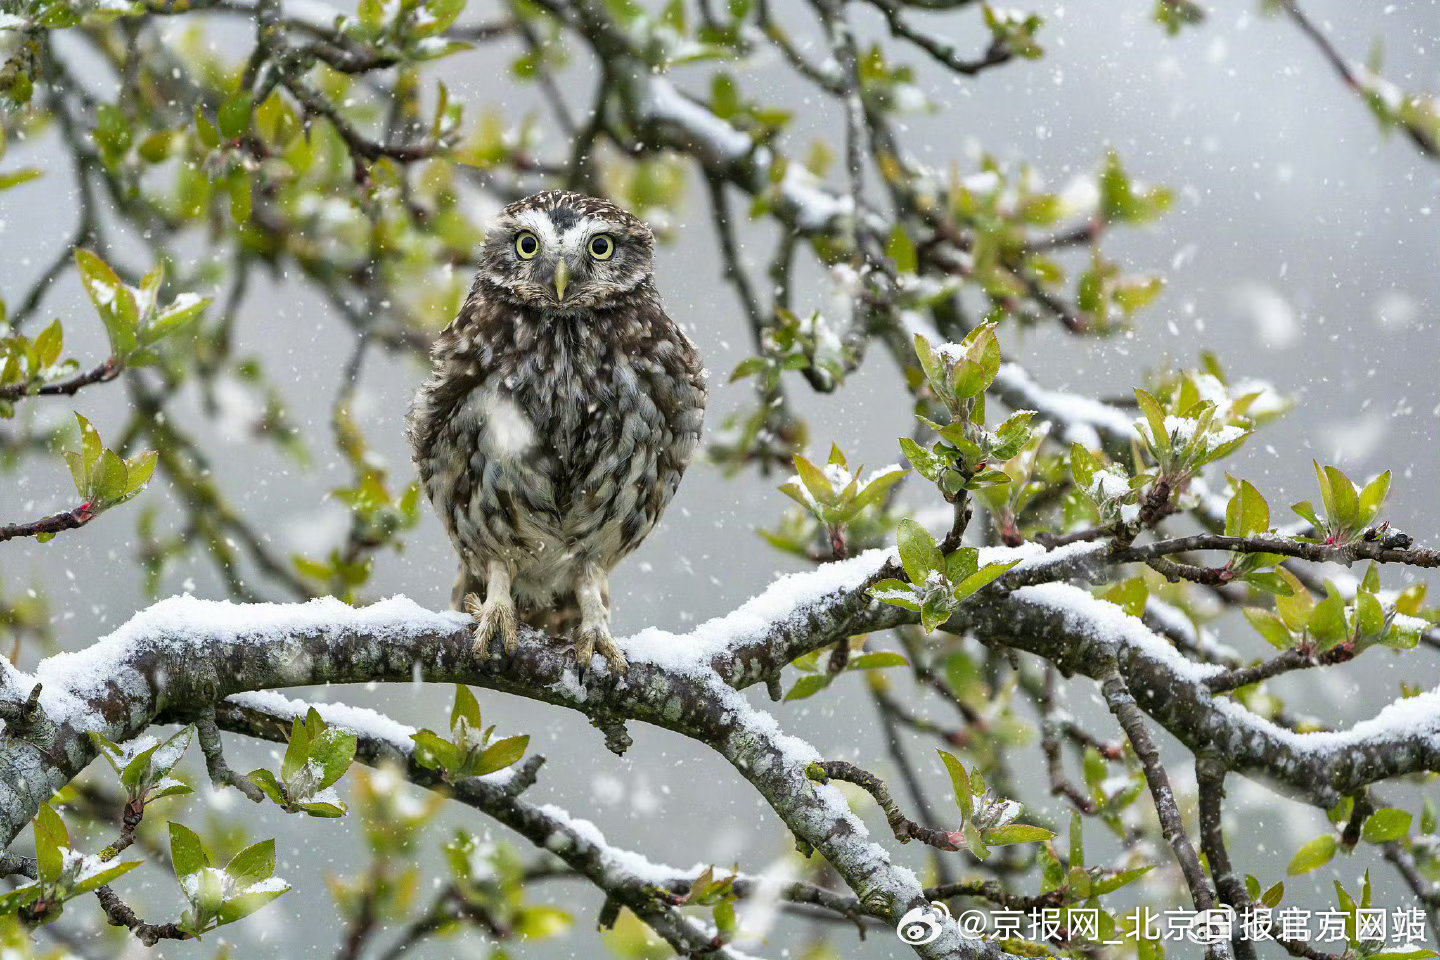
[588,234,615,261]
[515,232,540,260]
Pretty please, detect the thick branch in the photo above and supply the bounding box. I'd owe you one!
[215,692,776,960]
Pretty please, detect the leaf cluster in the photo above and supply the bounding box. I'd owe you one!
[0,806,141,923]
[870,519,1019,631]
[247,708,358,817]
[411,685,529,782]
[169,823,289,938]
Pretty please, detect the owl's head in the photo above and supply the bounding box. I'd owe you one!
[477,191,655,312]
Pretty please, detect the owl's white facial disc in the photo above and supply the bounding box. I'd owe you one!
[481,193,655,313]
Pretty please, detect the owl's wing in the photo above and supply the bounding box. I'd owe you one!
[613,299,708,556]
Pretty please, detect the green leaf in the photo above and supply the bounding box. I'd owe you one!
[1325,465,1359,528]
[792,455,835,507]
[982,824,1054,846]
[1243,607,1294,650]
[120,741,163,797]
[952,560,1019,602]
[1308,582,1348,652]
[899,437,943,483]
[1243,571,1295,596]
[729,356,767,382]
[309,729,357,790]
[853,467,906,510]
[971,326,1001,386]
[34,805,67,884]
[246,768,285,805]
[72,859,141,896]
[215,883,289,925]
[92,449,129,505]
[410,730,455,771]
[74,249,137,356]
[991,411,1035,460]
[896,518,943,585]
[121,451,158,500]
[218,93,253,140]
[846,652,908,670]
[964,820,989,861]
[912,334,942,389]
[75,412,103,477]
[1102,578,1148,618]
[784,674,832,702]
[1357,471,1391,527]
[1225,479,1270,538]
[919,594,952,632]
[1274,569,1314,631]
[516,904,573,940]
[169,821,208,880]
[1291,500,1321,530]
[144,294,210,345]
[224,839,275,890]
[1355,590,1385,639]
[475,734,528,776]
[1361,809,1412,845]
[451,684,482,733]
[938,749,972,821]
[1361,562,1381,595]
[1134,389,1170,459]
[1261,880,1285,908]
[195,107,221,149]
[1092,865,1154,895]
[944,548,979,585]
[0,168,42,191]
[281,714,312,782]
[950,358,988,400]
[867,579,920,612]
[1286,834,1337,876]
[886,224,917,273]
[33,319,62,369]
[1069,442,1099,490]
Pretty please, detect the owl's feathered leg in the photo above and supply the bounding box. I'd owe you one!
[572,564,627,675]
[464,560,518,657]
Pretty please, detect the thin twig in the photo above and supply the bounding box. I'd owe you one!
[0,358,122,403]
[95,885,191,946]
[807,760,961,851]
[1099,659,1216,915]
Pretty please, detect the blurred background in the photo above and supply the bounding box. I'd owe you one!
[1,0,1436,956]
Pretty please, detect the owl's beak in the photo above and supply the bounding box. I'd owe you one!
[552,260,571,302]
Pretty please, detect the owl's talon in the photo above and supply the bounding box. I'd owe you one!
[465,591,517,658]
[574,626,627,676]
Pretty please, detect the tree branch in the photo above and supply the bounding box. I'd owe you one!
[0,505,97,544]
[0,357,122,403]
[807,760,962,851]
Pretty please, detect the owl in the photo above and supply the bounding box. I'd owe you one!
[406,191,707,674]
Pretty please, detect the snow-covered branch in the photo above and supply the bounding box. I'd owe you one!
[2,542,1436,955]
[213,692,761,959]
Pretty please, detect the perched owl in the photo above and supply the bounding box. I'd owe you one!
[406,191,707,674]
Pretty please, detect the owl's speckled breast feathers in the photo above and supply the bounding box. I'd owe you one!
[406,191,706,672]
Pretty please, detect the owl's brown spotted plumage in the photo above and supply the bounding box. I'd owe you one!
[406,191,707,673]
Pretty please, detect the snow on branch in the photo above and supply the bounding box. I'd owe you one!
[214,691,757,959]
[1,547,1437,955]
